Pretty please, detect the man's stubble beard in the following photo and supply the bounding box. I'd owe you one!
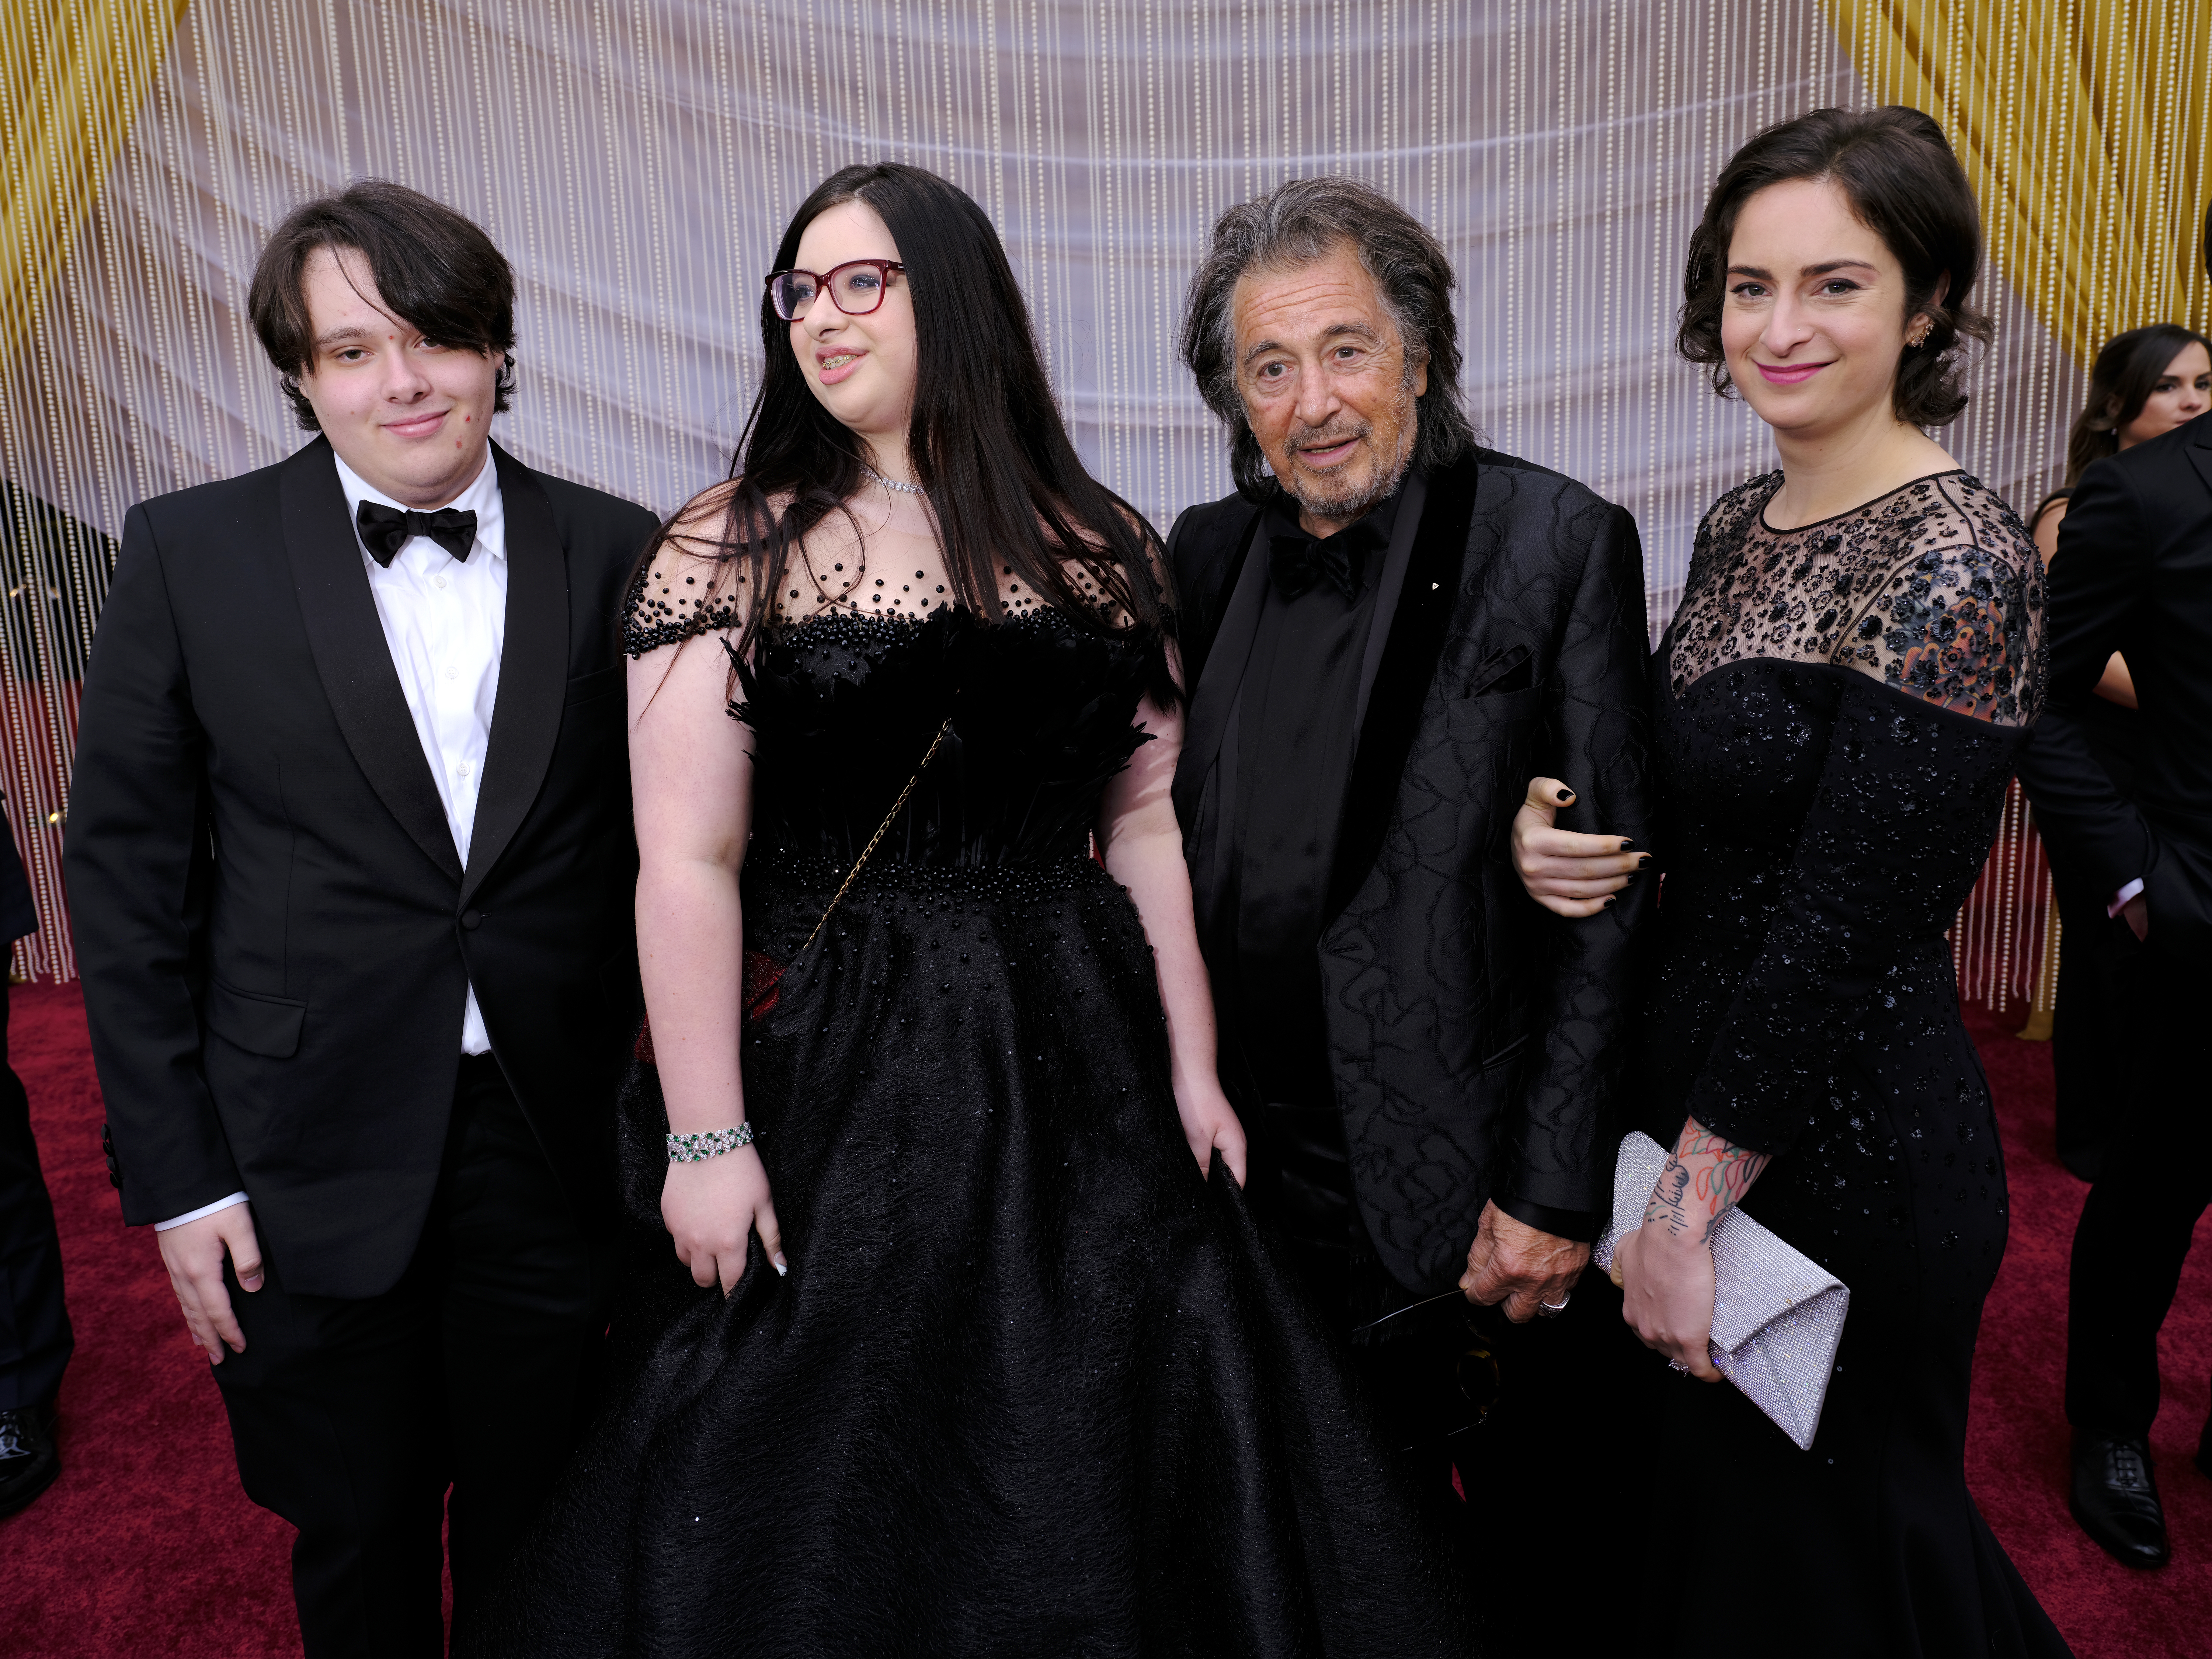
[1277,387,1420,528]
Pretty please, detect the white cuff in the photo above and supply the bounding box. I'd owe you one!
[2107,878,2146,919]
[154,1192,250,1231]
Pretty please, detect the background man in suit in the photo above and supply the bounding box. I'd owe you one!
[2023,277,2212,1567]
[0,798,68,1517]
[1168,177,1653,1650]
[67,183,655,1655]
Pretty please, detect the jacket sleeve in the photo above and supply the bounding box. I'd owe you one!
[1681,675,2023,1156]
[1500,501,1654,1237]
[64,504,239,1224]
[2013,457,2154,899]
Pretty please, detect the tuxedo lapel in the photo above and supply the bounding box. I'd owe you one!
[462,444,568,907]
[1352,468,1429,732]
[1324,454,1482,920]
[279,438,463,883]
[1172,504,1270,817]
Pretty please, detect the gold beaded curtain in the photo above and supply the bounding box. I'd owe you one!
[0,0,2205,989]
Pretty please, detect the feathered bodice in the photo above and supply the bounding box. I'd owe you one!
[724,606,1160,867]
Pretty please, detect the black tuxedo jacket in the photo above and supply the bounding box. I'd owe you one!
[1169,450,1655,1294]
[68,438,656,1298]
[2018,409,2212,961]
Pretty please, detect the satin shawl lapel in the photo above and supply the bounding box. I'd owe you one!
[462,444,568,907]
[279,438,462,883]
[1352,467,1429,733]
[1170,502,1270,824]
[1323,455,1482,921]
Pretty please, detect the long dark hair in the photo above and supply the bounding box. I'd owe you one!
[1677,106,1991,428]
[2060,323,2212,484]
[654,163,1173,700]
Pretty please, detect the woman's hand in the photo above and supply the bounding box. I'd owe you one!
[1173,1072,1248,1187]
[1510,776,1647,918]
[662,1144,785,1295]
[1613,1222,1722,1380]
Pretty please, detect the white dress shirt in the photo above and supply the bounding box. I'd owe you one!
[157,449,507,1233]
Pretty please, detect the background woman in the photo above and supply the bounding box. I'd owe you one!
[1510,108,2068,1655]
[2023,324,2209,1180]
[473,163,1456,1656]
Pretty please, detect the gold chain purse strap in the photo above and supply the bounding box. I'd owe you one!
[794,715,954,956]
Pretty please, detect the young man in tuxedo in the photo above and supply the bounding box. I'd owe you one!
[67,183,655,1655]
[2022,227,2212,1567]
[1168,177,1653,1652]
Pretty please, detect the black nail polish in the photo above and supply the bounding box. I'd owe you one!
[1555,788,1573,803]
[1618,839,1638,851]
[1603,895,1617,908]
[1638,854,1653,868]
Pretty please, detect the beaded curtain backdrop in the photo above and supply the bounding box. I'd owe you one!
[1,0,2206,994]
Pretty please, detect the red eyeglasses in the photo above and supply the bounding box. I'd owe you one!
[765,260,907,321]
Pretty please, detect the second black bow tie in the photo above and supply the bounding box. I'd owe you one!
[357,500,478,566]
[1269,519,1381,604]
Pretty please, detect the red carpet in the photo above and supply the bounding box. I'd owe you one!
[1,983,2207,1657]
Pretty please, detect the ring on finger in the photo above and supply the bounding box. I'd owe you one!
[1667,1357,1690,1374]
[1536,1294,1570,1319]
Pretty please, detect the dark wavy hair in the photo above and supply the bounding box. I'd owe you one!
[2060,323,2212,484]
[657,163,1172,700]
[1677,106,1991,428]
[1179,176,1477,499]
[248,181,517,432]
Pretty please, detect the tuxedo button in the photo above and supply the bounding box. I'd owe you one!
[461,910,483,931]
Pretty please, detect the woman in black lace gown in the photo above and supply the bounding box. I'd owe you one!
[470,164,1459,1657]
[1514,110,2069,1655]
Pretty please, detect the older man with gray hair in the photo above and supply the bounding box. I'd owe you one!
[1166,176,1653,1614]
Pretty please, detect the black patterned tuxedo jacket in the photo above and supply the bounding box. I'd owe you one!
[67,437,655,1298]
[1169,449,1655,1294]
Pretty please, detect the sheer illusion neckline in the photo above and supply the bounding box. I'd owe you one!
[1754,467,1966,535]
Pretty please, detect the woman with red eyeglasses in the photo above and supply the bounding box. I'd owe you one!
[469,162,1460,1658]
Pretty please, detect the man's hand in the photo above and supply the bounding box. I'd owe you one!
[1511,776,1646,918]
[157,1204,264,1365]
[1460,1200,1590,1322]
[2122,892,2149,943]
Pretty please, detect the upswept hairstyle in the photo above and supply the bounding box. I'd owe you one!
[669,162,1172,697]
[1179,177,1477,500]
[1677,105,1991,429]
[2060,324,2212,484]
[247,181,518,432]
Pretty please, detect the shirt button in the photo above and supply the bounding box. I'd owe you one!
[435,575,449,589]
[456,759,473,777]
[445,666,459,680]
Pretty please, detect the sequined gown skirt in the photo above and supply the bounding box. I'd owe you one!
[472,846,1464,1659]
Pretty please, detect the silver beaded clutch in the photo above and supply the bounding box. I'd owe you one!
[1592,1130,1849,1451]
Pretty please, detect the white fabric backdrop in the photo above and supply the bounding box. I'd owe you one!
[0,0,2086,980]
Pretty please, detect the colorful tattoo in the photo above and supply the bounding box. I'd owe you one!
[1641,1118,1771,1244]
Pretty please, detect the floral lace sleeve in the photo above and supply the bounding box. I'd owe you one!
[1666,470,2047,726]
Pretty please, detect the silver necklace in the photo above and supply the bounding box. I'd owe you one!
[861,461,927,497]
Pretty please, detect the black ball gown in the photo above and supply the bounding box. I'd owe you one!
[1635,471,2069,1656]
[474,601,1465,1657]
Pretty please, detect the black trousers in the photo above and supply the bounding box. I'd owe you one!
[2065,889,2212,1440]
[211,1054,612,1658]
[0,979,73,1412]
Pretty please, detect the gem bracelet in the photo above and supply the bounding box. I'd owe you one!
[666,1123,755,1163]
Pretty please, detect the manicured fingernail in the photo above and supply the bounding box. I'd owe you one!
[1618,839,1638,851]
[1637,855,1652,867]
[1555,788,1573,802]
[773,1256,789,1277]
[1603,896,1617,908]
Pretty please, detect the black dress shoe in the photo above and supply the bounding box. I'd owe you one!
[0,1404,59,1518]
[2071,1432,2169,1568]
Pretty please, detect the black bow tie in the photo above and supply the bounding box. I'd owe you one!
[1269,518,1382,604]
[357,500,477,566]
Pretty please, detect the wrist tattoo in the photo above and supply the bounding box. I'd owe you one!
[1642,1118,1771,1245]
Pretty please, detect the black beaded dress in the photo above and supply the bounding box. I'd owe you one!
[474,597,1464,1658]
[1635,471,2068,1656]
